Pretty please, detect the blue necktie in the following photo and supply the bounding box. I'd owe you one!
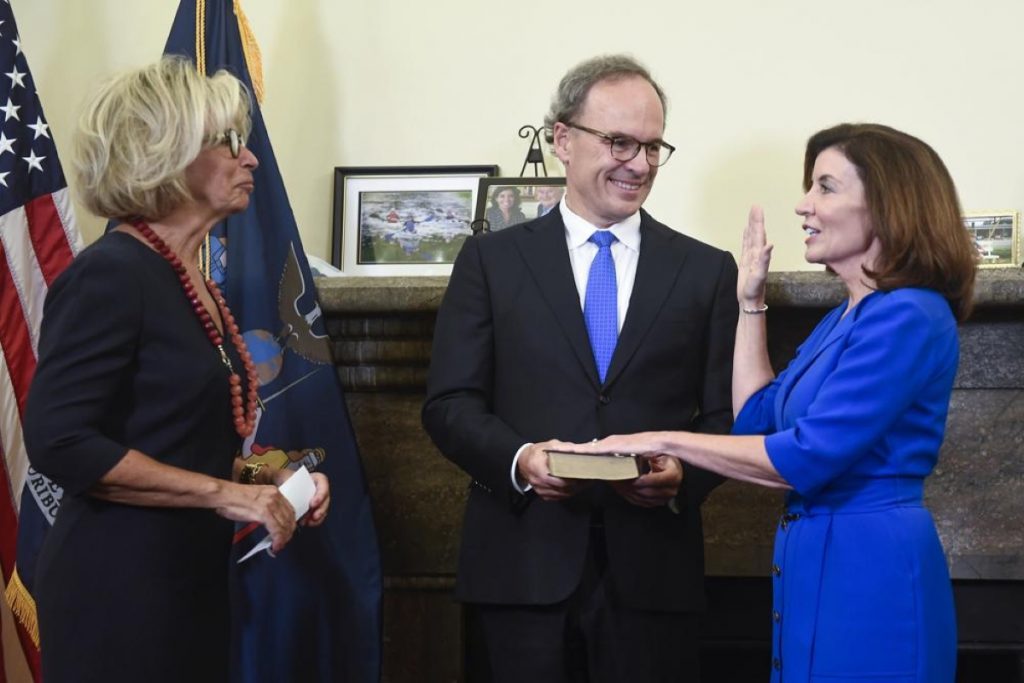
[584,230,618,383]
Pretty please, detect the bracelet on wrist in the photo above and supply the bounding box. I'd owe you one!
[741,303,768,315]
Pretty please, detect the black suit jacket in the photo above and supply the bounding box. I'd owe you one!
[422,209,738,611]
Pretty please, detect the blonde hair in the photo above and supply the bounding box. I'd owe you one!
[72,55,252,221]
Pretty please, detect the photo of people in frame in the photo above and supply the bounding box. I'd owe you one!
[357,189,473,264]
[474,178,567,234]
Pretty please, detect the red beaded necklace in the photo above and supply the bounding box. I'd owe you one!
[133,221,259,439]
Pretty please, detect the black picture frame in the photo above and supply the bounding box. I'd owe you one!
[473,177,567,234]
[331,165,499,273]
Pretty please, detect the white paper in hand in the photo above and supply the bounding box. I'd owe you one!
[237,466,316,564]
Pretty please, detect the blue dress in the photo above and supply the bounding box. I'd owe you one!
[733,288,957,682]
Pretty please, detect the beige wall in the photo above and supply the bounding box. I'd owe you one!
[15,0,1024,271]
[4,1,1023,679]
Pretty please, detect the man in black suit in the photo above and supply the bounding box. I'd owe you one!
[535,185,564,218]
[422,54,737,683]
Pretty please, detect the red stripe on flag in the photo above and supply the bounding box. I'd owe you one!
[233,521,260,544]
[0,241,36,418]
[1,233,51,683]
[25,193,74,286]
[0,239,34,583]
[2,205,69,683]
[0,460,18,579]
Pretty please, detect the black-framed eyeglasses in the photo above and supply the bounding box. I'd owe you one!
[219,129,245,159]
[565,122,675,167]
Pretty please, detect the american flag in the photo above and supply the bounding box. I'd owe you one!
[0,1,81,680]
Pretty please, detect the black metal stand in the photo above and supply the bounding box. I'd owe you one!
[518,125,548,177]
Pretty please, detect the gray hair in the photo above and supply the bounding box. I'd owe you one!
[72,55,252,221]
[543,54,667,143]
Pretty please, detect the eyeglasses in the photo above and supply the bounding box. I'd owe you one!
[218,129,246,159]
[565,122,675,167]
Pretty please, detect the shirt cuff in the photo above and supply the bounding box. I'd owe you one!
[510,443,534,494]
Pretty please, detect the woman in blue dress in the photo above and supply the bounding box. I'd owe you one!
[571,123,976,682]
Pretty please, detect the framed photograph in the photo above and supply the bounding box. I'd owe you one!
[473,177,567,233]
[332,165,498,274]
[963,211,1020,268]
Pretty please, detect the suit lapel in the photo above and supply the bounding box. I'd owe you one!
[775,291,884,411]
[604,214,686,386]
[790,291,881,377]
[515,212,601,386]
[772,301,856,427]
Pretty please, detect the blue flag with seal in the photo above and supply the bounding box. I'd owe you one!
[164,2,382,681]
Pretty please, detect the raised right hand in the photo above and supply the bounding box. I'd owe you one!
[738,205,773,308]
[215,483,297,554]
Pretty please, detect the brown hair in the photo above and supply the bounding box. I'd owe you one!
[488,185,521,209]
[804,123,976,320]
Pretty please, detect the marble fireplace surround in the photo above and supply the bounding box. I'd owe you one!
[318,270,1024,583]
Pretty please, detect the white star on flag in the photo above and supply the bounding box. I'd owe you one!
[12,35,20,55]
[0,97,19,120]
[0,170,8,187]
[21,149,44,171]
[0,130,13,155]
[4,64,24,88]
[28,116,49,139]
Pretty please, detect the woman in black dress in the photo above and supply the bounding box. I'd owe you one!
[24,56,330,683]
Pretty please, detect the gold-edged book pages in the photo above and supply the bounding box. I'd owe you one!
[545,450,648,480]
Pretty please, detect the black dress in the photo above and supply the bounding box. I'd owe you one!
[24,232,243,683]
